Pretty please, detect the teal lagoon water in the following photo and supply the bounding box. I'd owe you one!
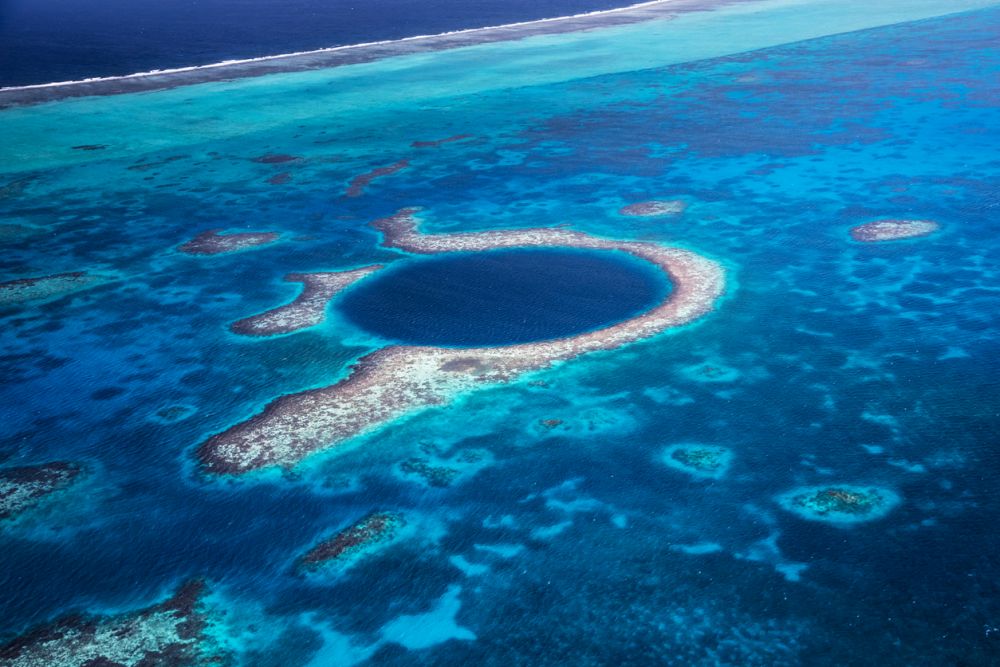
[2,0,1000,664]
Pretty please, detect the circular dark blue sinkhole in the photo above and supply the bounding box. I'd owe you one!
[338,248,670,347]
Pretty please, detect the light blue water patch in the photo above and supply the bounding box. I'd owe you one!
[2,3,1000,665]
[1,0,997,171]
[380,585,477,650]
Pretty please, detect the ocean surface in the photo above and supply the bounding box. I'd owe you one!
[339,249,668,346]
[2,0,1000,665]
[0,0,635,87]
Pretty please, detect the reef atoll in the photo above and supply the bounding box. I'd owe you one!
[231,266,383,337]
[777,485,901,524]
[298,511,405,574]
[849,219,939,242]
[178,229,279,255]
[197,208,724,475]
[0,580,222,667]
[619,200,687,217]
[0,272,103,307]
[0,462,82,521]
[661,444,732,479]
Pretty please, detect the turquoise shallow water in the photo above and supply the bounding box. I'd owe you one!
[2,0,1000,664]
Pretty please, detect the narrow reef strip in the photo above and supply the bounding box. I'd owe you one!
[198,208,724,475]
[619,200,687,216]
[0,0,744,108]
[179,229,279,255]
[231,266,384,337]
[411,134,473,148]
[0,580,222,667]
[0,461,82,520]
[345,160,409,197]
[0,272,103,307]
[251,153,300,164]
[298,511,405,573]
[850,218,939,242]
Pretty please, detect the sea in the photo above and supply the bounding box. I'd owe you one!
[0,0,634,87]
[1,0,1000,665]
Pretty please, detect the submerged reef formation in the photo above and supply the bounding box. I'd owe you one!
[0,272,103,307]
[251,153,300,164]
[0,223,40,241]
[0,580,221,666]
[178,229,279,255]
[411,134,473,148]
[619,200,687,216]
[0,462,82,521]
[399,458,459,487]
[298,511,405,574]
[538,418,565,431]
[397,445,492,488]
[345,160,409,197]
[661,444,732,479]
[777,485,901,524]
[0,0,744,108]
[850,218,940,242]
[151,404,197,424]
[231,266,383,337]
[198,208,724,474]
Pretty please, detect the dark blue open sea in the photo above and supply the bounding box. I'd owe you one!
[0,0,633,87]
[339,249,668,346]
[1,0,1000,665]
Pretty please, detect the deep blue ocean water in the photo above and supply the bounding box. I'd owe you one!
[1,2,1000,666]
[0,0,633,87]
[339,248,668,346]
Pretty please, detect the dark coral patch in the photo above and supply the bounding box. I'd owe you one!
[0,176,37,200]
[0,580,220,666]
[152,404,197,423]
[0,461,82,520]
[298,511,404,573]
[399,458,459,487]
[661,444,732,479]
[345,160,409,197]
[127,155,188,172]
[252,154,300,164]
[849,219,939,242]
[538,418,564,431]
[411,134,473,148]
[619,200,687,216]
[0,272,103,307]
[90,387,126,401]
[777,485,901,524]
[178,229,279,255]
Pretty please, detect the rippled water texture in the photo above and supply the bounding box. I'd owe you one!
[1,1,1000,665]
[0,0,635,86]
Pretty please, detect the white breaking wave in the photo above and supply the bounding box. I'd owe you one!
[0,0,675,92]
